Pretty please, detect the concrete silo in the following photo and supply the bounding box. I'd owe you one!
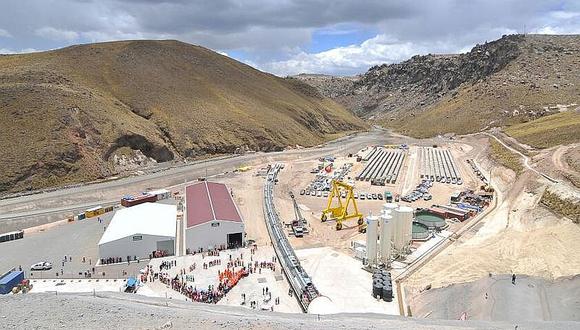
[393,206,414,253]
[365,215,379,266]
[379,213,392,265]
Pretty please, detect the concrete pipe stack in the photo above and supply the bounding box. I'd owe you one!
[365,215,379,266]
[372,269,393,302]
[379,214,392,265]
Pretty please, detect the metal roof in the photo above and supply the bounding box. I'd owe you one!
[185,181,243,228]
[98,203,176,245]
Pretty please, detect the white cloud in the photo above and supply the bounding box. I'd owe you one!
[261,34,462,76]
[35,27,79,41]
[0,48,38,54]
[0,29,12,38]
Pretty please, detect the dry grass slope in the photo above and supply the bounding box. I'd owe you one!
[0,40,366,193]
[505,111,580,148]
[541,190,580,223]
[488,138,524,175]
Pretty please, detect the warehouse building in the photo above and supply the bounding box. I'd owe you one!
[98,203,176,260]
[185,181,244,252]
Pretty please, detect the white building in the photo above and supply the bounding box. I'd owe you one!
[98,203,176,260]
[185,181,244,252]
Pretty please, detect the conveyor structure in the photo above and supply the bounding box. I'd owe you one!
[263,164,319,312]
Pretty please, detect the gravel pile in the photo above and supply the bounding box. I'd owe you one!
[1,292,577,329]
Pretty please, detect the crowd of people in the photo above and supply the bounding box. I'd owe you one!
[138,246,284,307]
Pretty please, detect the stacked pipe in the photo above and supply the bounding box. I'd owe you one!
[419,147,462,184]
[356,147,406,183]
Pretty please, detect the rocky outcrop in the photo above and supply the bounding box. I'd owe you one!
[297,34,580,138]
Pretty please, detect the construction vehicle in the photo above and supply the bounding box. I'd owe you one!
[480,184,495,193]
[357,222,367,233]
[321,180,364,230]
[289,192,308,237]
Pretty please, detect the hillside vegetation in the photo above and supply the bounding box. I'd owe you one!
[541,190,580,223]
[505,110,580,148]
[488,139,524,175]
[0,40,366,193]
[297,35,580,145]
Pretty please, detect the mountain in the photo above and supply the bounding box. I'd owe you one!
[0,40,366,193]
[296,34,580,141]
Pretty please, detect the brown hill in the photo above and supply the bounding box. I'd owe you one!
[297,34,580,142]
[0,40,366,193]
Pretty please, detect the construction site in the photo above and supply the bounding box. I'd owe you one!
[1,130,579,324]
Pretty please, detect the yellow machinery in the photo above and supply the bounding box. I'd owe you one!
[321,180,364,230]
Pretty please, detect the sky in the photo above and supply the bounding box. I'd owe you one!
[0,0,579,76]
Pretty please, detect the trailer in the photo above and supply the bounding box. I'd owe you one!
[121,194,157,207]
[0,230,24,243]
[84,206,105,218]
[148,189,171,200]
[0,271,24,294]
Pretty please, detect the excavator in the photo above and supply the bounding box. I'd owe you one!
[321,180,364,230]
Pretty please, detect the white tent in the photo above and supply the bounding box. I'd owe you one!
[98,203,176,260]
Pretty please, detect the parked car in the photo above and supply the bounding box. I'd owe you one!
[354,192,359,199]
[31,262,52,271]
[323,191,329,198]
[377,194,383,200]
[371,193,377,200]
[300,190,305,195]
[360,193,366,200]
[423,194,432,201]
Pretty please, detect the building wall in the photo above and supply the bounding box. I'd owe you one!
[99,234,175,260]
[186,221,244,252]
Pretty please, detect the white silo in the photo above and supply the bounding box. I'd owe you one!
[379,214,392,265]
[383,203,399,214]
[393,206,414,253]
[391,207,402,251]
[365,215,379,266]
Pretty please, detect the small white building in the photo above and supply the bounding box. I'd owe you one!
[98,203,176,260]
[185,181,244,252]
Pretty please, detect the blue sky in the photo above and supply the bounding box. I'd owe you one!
[1,0,579,76]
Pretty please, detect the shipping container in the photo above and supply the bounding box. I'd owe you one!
[84,206,105,218]
[121,194,157,207]
[148,189,171,201]
[0,271,24,294]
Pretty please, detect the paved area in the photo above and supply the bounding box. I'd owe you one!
[410,274,580,322]
[0,200,175,279]
[139,246,302,313]
[295,246,400,315]
[27,278,130,293]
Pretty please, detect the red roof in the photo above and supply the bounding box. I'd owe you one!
[185,181,243,228]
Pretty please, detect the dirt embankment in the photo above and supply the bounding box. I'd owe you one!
[1,292,574,329]
[404,136,580,292]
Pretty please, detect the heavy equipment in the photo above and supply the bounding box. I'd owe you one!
[321,180,364,230]
[289,192,308,237]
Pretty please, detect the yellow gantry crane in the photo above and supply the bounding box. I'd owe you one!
[321,180,364,230]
